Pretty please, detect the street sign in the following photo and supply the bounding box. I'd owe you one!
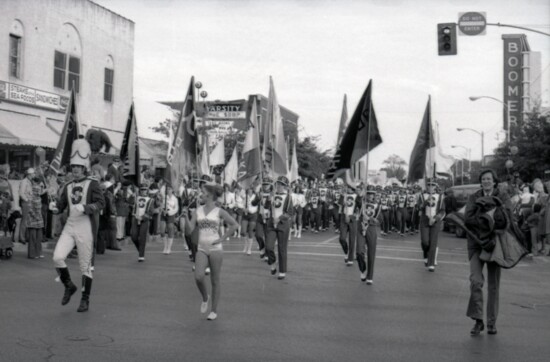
[458,12,487,36]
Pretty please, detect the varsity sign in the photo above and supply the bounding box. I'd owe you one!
[502,34,527,131]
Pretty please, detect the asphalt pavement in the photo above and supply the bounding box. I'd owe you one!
[1,229,549,362]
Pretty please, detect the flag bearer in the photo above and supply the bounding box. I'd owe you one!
[265,176,294,279]
[131,184,156,262]
[50,138,105,313]
[406,188,419,235]
[419,180,445,271]
[241,185,260,255]
[356,190,381,285]
[339,183,361,266]
[396,188,408,236]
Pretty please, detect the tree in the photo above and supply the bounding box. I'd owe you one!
[489,109,550,182]
[381,154,407,180]
[298,136,332,180]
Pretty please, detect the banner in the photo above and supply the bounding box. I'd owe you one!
[502,34,528,132]
[120,103,140,186]
[49,88,80,175]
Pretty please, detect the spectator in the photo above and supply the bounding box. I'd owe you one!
[107,157,122,184]
[90,158,105,181]
[27,177,44,259]
[18,168,35,243]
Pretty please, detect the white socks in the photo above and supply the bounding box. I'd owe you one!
[166,238,173,254]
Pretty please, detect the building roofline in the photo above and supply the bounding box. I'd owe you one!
[87,0,135,24]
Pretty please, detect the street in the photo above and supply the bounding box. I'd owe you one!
[1,229,549,362]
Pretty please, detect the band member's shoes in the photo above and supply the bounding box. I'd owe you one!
[360,272,367,282]
[61,283,77,306]
[200,296,210,314]
[366,280,373,285]
[487,325,497,335]
[277,273,286,280]
[346,260,353,266]
[77,276,92,313]
[111,247,121,251]
[399,233,404,237]
[138,257,145,262]
[205,267,210,275]
[428,266,435,272]
[424,259,428,267]
[77,299,89,312]
[207,312,217,321]
[470,320,484,335]
[270,266,277,275]
[380,232,386,236]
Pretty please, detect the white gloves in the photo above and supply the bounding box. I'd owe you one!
[73,204,85,214]
[49,202,58,213]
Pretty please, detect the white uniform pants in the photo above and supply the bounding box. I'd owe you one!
[53,216,94,278]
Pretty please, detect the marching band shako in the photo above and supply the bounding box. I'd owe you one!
[272,192,288,224]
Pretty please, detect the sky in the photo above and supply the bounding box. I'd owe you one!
[96,0,550,170]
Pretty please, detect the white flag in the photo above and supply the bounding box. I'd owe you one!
[209,139,225,167]
[224,146,239,186]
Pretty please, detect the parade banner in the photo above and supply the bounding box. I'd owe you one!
[327,80,382,179]
[166,77,198,188]
[238,100,262,189]
[209,139,225,166]
[407,97,435,184]
[49,88,80,175]
[120,103,140,186]
[502,34,527,131]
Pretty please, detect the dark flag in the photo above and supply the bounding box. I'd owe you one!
[407,97,435,184]
[166,76,197,189]
[327,80,382,179]
[238,99,262,188]
[50,87,80,174]
[120,102,141,186]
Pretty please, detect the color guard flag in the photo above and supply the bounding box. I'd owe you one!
[209,139,225,167]
[289,140,299,183]
[267,77,288,177]
[119,102,141,186]
[327,80,382,179]
[50,87,81,175]
[224,145,239,186]
[407,97,435,184]
[238,100,262,189]
[198,134,210,177]
[166,76,197,189]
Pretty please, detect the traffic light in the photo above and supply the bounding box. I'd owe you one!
[437,23,457,56]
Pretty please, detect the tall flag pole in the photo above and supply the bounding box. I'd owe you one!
[166,76,198,189]
[407,96,435,185]
[327,80,382,180]
[50,87,81,175]
[336,94,348,148]
[239,99,262,189]
[119,102,141,186]
[267,76,289,177]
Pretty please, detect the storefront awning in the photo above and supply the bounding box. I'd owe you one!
[0,110,60,148]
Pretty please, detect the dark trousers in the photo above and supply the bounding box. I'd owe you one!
[356,225,377,279]
[467,251,501,325]
[331,208,340,230]
[266,219,290,273]
[339,217,357,260]
[27,228,43,258]
[321,202,329,229]
[310,208,322,231]
[255,221,267,251]
[396,207,408,233]
[388,207,396,231]
[302,208,310,229]
[381,210,390,233]
[131,219,149,257]
[420,221,441,267]
[406,207,416,232]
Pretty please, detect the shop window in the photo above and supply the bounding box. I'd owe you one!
[104,68,114,102]
[9,34,22,78]
[53,51,80,92]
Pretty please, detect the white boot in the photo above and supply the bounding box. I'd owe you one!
[435,247,439,266]
[166,238,173,254]
[297,225,302,238]
[246,238,253,255]
[243,239,248,253]
[162,237,168,254]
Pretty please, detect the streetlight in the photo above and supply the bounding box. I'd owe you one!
[452,145,471,184]
[469,95,511,143]
[457,127,484,167]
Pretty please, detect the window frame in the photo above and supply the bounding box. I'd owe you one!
[9,34,22,79]
[53,50,80,93]
[104,67,114,102]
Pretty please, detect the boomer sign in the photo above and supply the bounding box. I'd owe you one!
[502,34,528,132]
